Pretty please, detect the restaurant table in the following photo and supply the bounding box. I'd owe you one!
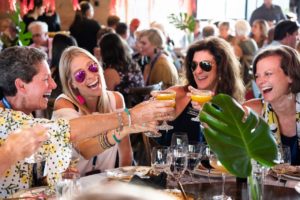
[78,166,300,199]
[182,182,300,200]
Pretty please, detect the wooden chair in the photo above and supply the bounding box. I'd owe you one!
[127,82,163,165]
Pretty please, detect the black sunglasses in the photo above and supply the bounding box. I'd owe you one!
[190,61,212,72]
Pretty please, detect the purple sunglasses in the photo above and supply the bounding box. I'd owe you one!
[74,63,99,83]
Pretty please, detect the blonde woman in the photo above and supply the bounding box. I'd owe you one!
[138,28,178,89]
[52,46,135,176]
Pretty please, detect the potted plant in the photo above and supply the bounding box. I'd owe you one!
[199,94,278,200]
[168,12,195,44]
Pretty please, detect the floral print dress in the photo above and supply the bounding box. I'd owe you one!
[0,108,72,198]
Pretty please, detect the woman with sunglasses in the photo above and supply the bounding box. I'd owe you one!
[0,46,174,198]
[52,46,139,176]
[156,37,245,146]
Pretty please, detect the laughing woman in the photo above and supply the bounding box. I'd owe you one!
[52,46,133,176]
[243,46,300,165]
[0,46,174,198]
[157,37,245,146]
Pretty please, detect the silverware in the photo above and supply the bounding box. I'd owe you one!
[177,180,188,200]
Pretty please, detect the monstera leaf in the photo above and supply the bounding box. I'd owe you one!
[199,94,278,178]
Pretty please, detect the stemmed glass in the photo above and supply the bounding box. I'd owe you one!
[155,90,176,132]
[276,145,291,185]
[186,142,202,181]
[151,146,172,175]
[190,90,213,122]
[170,132,189,148]
[209,152,231,200]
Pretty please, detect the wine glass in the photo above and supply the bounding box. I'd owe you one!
[170,132,189,148]
[155,90,176,132]
[151,146,172,175]
[190,90,213,122]
[209,152,231,200]
[186,142,202,180]
[276,145,291,185]
[169,145,188,184]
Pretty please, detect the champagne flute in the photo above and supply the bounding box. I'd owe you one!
[209,152,231,200]
[155,90,176,132]
[190,90,213,122]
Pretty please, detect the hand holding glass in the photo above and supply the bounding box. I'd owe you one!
[190,90,213,122]
[155,91,176,132]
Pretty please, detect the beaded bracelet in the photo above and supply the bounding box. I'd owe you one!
[124,108,131,127]
[117,112,124,131]
[98,132,113,150]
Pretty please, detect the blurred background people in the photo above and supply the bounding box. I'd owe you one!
[249,0,287,26]
[69,1,101,54]
[28,21,53,63]
[250,19,269,48]
[138,28,178,89]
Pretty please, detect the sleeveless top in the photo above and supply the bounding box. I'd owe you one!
[262,93,300,165]
[156,101,204,146]
[52,92,119,176]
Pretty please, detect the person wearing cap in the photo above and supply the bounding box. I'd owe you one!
[127,18,140,53]
[267,20,299,48]
[249,0,286,26]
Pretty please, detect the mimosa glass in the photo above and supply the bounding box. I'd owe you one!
[156,91,176,132]
[190,90,213,122]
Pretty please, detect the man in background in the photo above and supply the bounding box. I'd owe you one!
[250,0,286,26]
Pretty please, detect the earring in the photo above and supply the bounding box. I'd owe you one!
[77,95,85,105]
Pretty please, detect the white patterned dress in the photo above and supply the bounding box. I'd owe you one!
[0,108,72,198]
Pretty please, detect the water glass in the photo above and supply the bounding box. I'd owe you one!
[170,146,188,180]
[170,132,189,148]
[151,146,172,174]
[56,171,81,199]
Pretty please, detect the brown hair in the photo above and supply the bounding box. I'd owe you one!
[184,37,245,103]
[252,45,300,93]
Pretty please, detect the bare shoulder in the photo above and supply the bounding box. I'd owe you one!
[110,91,125,109]
[243,98,263,115]
[54,98,76,110]
[104,68,119,77]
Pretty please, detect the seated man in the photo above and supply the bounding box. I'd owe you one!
[28,21,53,64]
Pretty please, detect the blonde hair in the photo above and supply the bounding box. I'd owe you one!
[59,46,110,114]
[139,28,166,50]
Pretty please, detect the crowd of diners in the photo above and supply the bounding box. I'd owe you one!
[0,0,300,198]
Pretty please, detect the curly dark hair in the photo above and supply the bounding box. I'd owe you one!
[0,46,46,97]
[184,36,245,103]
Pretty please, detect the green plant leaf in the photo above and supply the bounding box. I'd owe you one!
[168,12,195,32]
[199,94,278,178]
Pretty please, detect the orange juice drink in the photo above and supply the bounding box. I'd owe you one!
[156,91,176,107]
[191,94,212,104]
[209,159,229,174]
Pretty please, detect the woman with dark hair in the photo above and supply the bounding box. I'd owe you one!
[69,1,101,53]
[157,37,245,146]
[243,45,300,165]
[99,33,144,106]
[50,34,77,99]
[22,0,45,32]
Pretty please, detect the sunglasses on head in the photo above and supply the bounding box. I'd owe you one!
[74,63,99,83]
[190,61,212,72]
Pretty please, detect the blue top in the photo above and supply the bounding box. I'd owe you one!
[281,134,300,165]
[156,101,204,146]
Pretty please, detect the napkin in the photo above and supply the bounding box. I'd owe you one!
[129,172,167,189]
